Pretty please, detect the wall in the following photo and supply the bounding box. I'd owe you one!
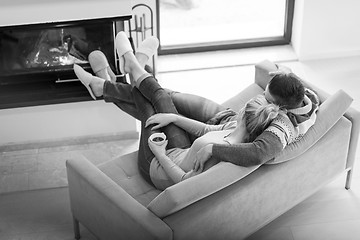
[292,0,360,60]
[0,0,132,27]
[0,101,137,146]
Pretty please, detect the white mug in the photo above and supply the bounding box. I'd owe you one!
[149,132,167,146]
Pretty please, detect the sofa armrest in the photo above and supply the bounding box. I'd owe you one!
[254,59,278,89]
[66,156,172,240]
[147,162,261,218]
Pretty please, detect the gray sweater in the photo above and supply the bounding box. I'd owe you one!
[212,131,283,167]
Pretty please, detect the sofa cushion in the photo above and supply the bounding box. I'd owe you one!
[98,151,161,206]
[267,89,353,164]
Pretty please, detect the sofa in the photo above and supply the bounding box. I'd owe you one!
[66,60,360,240]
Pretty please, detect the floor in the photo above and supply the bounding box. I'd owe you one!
[1,53,360,239]
[0,139,139,194]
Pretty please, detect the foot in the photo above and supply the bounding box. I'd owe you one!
[122,51,150,87]
[73,64,105,99]
[135,36,159,68]
[144,65,154,74]
[88,50,116,82]
[115,32,134,75]
[115,32,151,86]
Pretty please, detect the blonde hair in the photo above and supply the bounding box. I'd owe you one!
[242,94,280,142]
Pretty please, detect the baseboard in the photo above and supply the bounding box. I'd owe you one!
[0,131,139,152]
[298,50,360,61]
[157,45,298,73]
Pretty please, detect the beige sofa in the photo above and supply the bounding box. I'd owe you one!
[66,60,360,240]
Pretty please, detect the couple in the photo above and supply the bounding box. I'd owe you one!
[74,32,319,189]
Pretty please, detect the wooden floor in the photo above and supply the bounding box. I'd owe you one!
[1,54,360,239]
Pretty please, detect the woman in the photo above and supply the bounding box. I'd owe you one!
[74,32,281,190]
[146,95,279,189]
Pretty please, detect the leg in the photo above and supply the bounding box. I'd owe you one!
[102,81,141,119]
[86,47,225,122]
[138,119,156,184]
[73,216,81,240]
[75,31,226,123]
[74,64,142,119]
[132,87,191,184]
[117,41,192,148]
[345,169,353,190]
[78,35,159,119]
[137,78,192,149]
[74,62,227,123]
[118,32,220,128]
[101,81,226,123]
[166,89,227,123]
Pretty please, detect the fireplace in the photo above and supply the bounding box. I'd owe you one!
[0,0,132,109]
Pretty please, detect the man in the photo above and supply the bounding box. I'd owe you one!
[193,70,319,171]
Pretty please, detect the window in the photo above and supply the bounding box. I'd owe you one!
[157,0,294,55]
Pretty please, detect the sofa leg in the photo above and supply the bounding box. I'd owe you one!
[73,216,81,240]
[345,169,353,190]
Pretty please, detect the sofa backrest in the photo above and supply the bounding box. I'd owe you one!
[147,162,261,218]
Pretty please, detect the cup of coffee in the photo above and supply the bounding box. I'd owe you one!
[149,132,167,146]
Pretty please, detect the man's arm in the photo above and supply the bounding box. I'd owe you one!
[193,131,283,171]
[212,131,283,166]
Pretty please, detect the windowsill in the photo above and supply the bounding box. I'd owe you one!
[157,44,298,73]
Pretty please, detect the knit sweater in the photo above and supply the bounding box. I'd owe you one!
[211,88,320,166]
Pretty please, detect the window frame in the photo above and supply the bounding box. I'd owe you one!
[156,0,295,55]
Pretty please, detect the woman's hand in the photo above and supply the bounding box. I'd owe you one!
[145,113,177,130]
[148,136,168,157]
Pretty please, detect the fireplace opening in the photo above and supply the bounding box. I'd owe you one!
[0,19,127,109]
[1,22,115,83]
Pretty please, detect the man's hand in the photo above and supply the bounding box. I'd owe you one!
[193,144,213,172]
[270,64,292,76]
[145,113,177,130]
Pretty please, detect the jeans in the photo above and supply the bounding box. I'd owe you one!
[103,81,227,123]
[103,78,227,184]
